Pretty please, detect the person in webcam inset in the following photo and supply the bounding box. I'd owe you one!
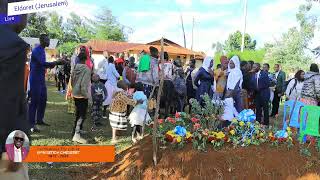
[5,131,28,162]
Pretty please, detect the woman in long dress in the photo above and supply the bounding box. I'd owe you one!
[226,56,243,112]
[103,56,120,108]
[194,56,214,106]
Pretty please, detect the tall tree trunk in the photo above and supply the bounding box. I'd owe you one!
[153,37,165,166]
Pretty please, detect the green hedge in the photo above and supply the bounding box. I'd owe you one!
[213,49,266,68]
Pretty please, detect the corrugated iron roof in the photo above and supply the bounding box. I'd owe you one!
[83,39,142,53]
[82,39,205,59]
[126,44,204,57]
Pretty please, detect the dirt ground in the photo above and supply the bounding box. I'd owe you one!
[68,136,320,180]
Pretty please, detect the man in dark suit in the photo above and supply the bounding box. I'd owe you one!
[250,63,270,125]
[271,64,286,117]
[0,0,29,158]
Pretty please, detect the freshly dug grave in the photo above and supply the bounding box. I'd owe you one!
[69,136,320,180]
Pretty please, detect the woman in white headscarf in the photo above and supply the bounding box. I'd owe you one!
[226,55,243,112]
[194,56,214,106]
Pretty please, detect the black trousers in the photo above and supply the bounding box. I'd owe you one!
[73,98,88,135]
[255,94,269,125]
[58,73,65,91]
[65,75,70,85]
[271,92,281,116]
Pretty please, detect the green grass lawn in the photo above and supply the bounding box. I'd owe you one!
[28,82,133,180]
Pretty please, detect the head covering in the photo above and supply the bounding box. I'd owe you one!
[80,46,93,70]
[227,55,243,90]
[228,55,241,71]
[202,56,213,72]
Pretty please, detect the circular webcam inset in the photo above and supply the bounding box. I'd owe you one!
[5,130,30,162]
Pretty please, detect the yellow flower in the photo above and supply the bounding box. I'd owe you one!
[289,137,293,141]
[286,127,291,132]
[247,139,251,144]
[166,130,175,136]
[268,132,273,137]
[230,130,235,135]
[239,121,245,127]
[176,136,182,143]
[232,118,238,123]
[259,133,264,137]
[216,131,225,139]
[186,132,192,139]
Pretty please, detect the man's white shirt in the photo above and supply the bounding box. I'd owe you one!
[14,146,22,162]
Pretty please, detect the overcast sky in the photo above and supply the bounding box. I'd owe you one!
[57,0,320,54]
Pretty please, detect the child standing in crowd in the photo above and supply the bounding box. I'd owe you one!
[174,68,187,112]
[128,82,151,143]
[109,81,140,143]
[71,52,91,144]
[91,74,107,131]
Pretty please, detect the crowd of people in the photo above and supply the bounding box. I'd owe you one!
[22,35,320,145]
[24,35,320,144]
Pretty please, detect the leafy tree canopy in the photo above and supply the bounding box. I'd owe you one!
[224,30,256,52]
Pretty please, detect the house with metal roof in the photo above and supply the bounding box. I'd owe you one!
[22,37,59,61]
[83,38,205,68]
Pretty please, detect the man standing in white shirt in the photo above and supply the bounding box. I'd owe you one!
[97,51,109,85]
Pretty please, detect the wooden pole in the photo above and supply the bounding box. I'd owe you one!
[180,14,187,48]
[152,37,165,166]
[241,0,248,52]
[191,17,194,50]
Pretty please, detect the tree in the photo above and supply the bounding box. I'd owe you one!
[264,3,317,73]
[20,13,48,37]
[65,13,94,43]
[57,42,79,57]
[90,8,128,41]
[46,12,65,45]
[224,31,256,52]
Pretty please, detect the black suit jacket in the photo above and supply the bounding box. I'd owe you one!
[0,26,30,154]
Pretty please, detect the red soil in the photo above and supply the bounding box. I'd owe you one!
[69,136,320,180]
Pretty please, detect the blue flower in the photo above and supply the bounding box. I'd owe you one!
[237,109,256,122]
[174,126,187,137]
[275,130,288,138]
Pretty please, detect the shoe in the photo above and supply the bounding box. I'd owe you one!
[72,133,87,144]
[102,116,107,119]
[31,127,40,133]
[132,138,137,144]
[37,122,50,126]
[91,126,98,132]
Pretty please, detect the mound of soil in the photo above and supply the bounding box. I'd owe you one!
[69,136,320,180]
